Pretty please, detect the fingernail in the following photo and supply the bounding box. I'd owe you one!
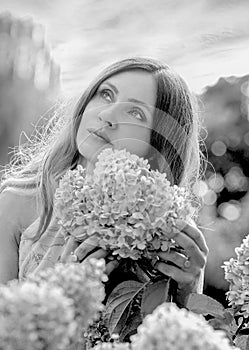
[64,235,71,242]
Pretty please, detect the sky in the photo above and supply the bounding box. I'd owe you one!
[0,0,249,98]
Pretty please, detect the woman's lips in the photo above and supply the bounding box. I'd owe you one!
[88,129,110,144]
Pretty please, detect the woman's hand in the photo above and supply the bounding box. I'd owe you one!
[153,220,209,307]
[59,229,119,276]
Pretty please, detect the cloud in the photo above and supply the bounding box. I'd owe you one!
[1,0,249,96]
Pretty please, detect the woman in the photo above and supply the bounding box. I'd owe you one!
[0,57,208,308]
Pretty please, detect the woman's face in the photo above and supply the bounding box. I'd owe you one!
[76,70,157,170]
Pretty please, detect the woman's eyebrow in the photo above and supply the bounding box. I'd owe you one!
[104,82,152,112]
[127,98,152,112]
[104,82,118,94]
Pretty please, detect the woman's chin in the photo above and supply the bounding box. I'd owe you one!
[78,143,113,171]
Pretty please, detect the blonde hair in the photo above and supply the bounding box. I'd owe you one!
[0,57,205,240]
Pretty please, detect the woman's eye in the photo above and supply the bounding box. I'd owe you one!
[129,109,144,120]
[100,89,112,102]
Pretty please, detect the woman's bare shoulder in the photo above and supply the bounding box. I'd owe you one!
[0,189,40,283]
[0,189,40,233]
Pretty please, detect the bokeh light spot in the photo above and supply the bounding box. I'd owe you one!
[241,80,249,97]
[243,132,249,146]
[211,140,226,156]
[225,166,248,192]
[208,173,224,193]
[227,131,241,148]
[218,201,241,221]
[203,189,217,206]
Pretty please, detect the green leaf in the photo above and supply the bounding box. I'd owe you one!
[235,335,249,350]
[119,311,142,342]
[141,279,171,318]
[208,318,234,342]
[208,318,229,331]
[132,261,151,283]
[223,310,235,325]
[104,280,146,335]
[186,293,225,318]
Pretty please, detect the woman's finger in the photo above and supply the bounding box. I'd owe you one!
[82,249,119,275]
[155,260,194,285]
[157,250,190,270]
[105,260,120,275]
[70,226,88,241]
[177,220,209,255]
[173,231,207,268]
[74,235,99,261]
[83,248,108,263]
[60,236,79,263]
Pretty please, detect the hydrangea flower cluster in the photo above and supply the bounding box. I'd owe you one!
[55,148,193,260]
[130,302,239,350]
[28,259,106,334]
[223,234,249,316]
[0,281,76,350]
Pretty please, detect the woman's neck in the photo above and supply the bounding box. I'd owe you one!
[85,162,95,176]
[77,155,95,176]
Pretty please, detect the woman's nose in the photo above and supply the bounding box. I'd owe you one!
[98,104,118,129]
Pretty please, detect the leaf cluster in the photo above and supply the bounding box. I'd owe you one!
[185,293,249,350]
[103,259,174,343]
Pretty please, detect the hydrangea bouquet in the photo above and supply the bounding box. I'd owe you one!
[55,148,193,260]
[54,148,194,344]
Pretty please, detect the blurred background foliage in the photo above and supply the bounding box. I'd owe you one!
[0,12,249,306]
[198,74,249,304]
[0,13,60,166]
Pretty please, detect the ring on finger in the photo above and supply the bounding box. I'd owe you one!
[184,258,191,269]
[70,251,79,263]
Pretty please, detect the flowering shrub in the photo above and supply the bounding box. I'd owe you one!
[131,302,238,350]
[223,234,249,317]
[0,281,76,350]
[28,259,106,333]
[55,148,193,260]
[176,233,249,350]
